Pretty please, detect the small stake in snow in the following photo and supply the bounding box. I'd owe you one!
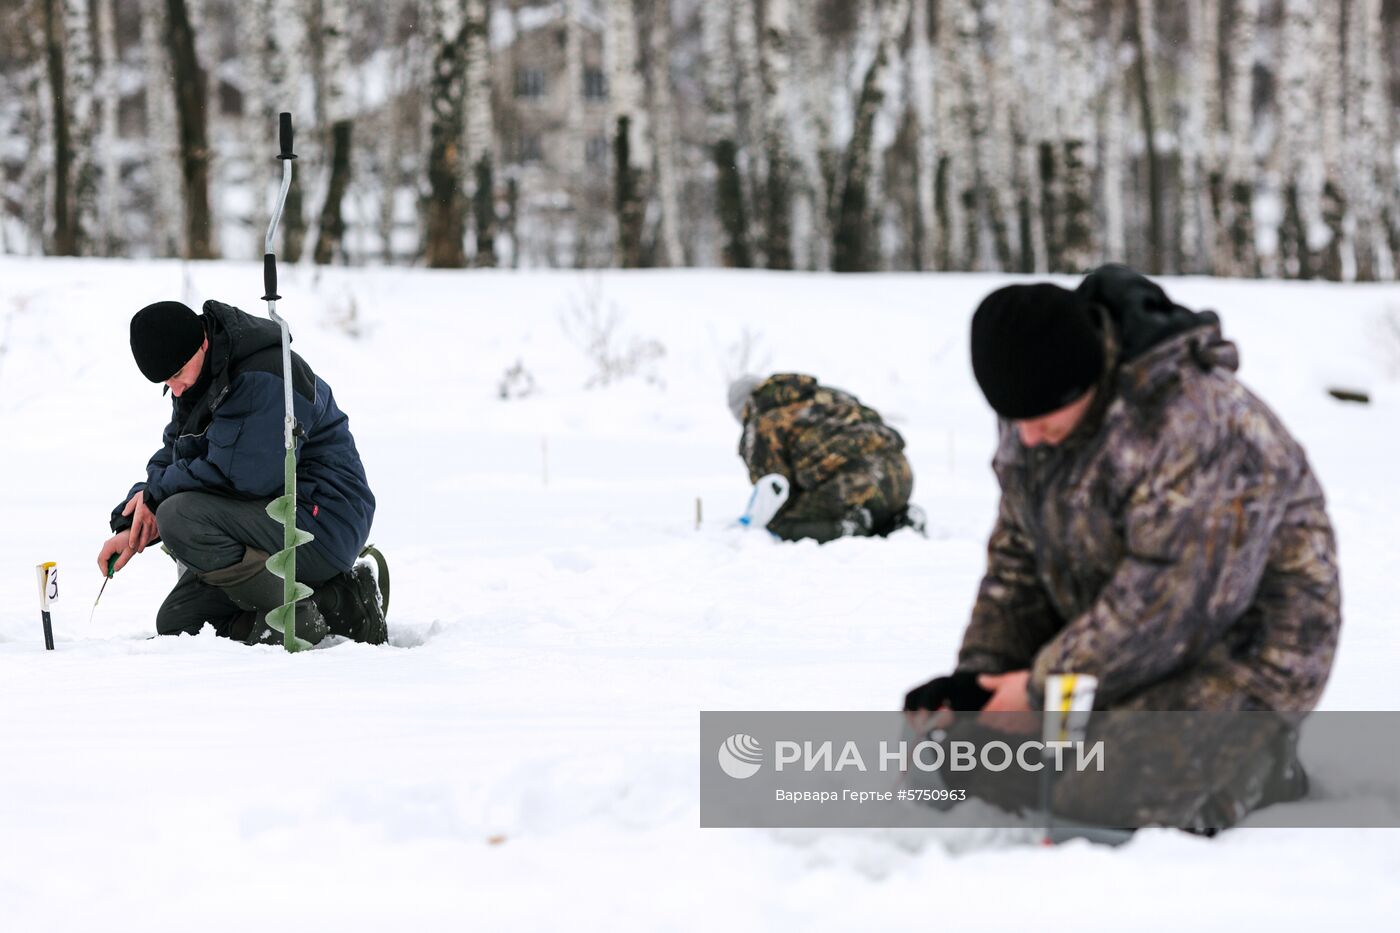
[35,562,58,650]
[262,112,315,653]
[89,553,117,626]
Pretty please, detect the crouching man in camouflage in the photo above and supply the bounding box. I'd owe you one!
[729,373,917,543]
[904,265,1341,832]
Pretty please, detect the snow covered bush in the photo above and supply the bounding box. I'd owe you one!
[497,359,538,400]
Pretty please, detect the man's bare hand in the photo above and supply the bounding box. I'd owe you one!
[97,532,136,575]
[976,670,1038,735]
[122,491,158,552]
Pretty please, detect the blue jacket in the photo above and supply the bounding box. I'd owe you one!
[111,301,375,572]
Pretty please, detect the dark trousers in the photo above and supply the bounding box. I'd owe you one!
[769,455,914,544]
[153,491,343,636]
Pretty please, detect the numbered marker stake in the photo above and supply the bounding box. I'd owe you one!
[35,561,58,650]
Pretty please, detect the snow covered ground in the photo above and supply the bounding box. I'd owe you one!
[1,258,1397,929]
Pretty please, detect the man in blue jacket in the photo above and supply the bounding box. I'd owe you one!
[96,299,386,645]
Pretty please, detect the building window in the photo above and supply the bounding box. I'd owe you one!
[585,135,608,167]
[583,68,607,101]
[515,67,546,99]
[518,134,543,164]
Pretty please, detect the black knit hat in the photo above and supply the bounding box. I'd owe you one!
[130,301,204,383]
[970,283,1104,420]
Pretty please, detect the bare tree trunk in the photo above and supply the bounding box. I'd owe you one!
[1346,0,1387,281]
[95,0,122,254]
[1277,0,1320,279]
[1130,0,1163,273]
[976,0,1014,270]
[1178,0,1208,273]
[1053,0,1096,272]
[985,0,1033,272]
[605,0,648,267]
[42,0,75,255]
[63,0,97,255]
[185,0,220,257]
[1204,0,1229,274]
[247,0,307,260]
[701,0,750,267]
[908,0,938,272]
[14,11,49,254]
[832,0,908,273]
[1222,0,1258,277]
[139,0,181,255]
[1011,0,1050,273]
[1316,1,1345,280]
[647,0,685,266]
[731,0,765,253]
[1102,2,1127,263]
[163,0,214,259]
[313,0,353,265]
[464,0,495,267]
[424,0,467,268]
[934,0,967,269]
[791,0,833,270]
[756,0,793,269]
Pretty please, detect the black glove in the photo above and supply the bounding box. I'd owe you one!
[903,671,994,713]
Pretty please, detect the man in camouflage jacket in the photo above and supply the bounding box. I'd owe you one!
[730,374,914,543]
[905,265,1341,830]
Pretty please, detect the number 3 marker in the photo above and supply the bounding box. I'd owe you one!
[35,562,57,650]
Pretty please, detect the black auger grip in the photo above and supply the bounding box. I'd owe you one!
[263,253,280,302]
[278,112,297,160]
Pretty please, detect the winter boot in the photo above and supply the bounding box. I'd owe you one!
[197,548,329,646]
[1257,728,1310,808]
[312,548,388,645]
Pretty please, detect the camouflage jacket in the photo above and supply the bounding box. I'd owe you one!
[958,272,1340,713]
[738,374,906,489]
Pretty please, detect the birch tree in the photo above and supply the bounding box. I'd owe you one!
[1129,0,1162,272]
[95,0,122,254]
[1102,2,1127,264]
[832,0,909,272]
[1276,0,1320,279]
[464,0,495,267]
[140,0,181,256]
[907,0,938,271]
[1051,0,1096,272]
[424,0,467,268]
[313,0,354,265]
[731,0,764,247]
[756,0,793,269]
[62,0,97,254]
[975,0,1015,270]
[11,7,50,254]
[647,0,685,266]
[932,0,965,269]
[790,0,834,270]
[1345,0,1387,281]
[1315,2,1345,280]
[1221,0,1258,277]
[604,0,648,267]
[247,0,308,260]
[1177,0,1215,273]
[702,0,750,267]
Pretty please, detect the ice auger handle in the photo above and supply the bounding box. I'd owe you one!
[278,112,296,160]
[262,253,279,302]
